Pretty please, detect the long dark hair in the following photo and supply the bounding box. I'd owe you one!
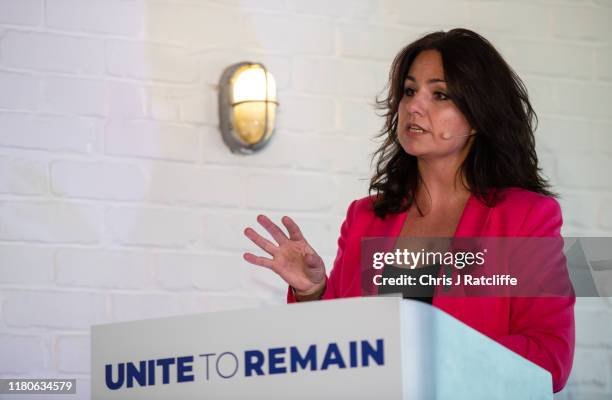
[370,28,554,218]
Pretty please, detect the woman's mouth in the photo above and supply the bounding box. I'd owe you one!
[406,123,428,134]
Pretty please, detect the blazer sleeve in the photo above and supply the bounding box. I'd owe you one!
[287,200,358,303]
[496,196,575,393]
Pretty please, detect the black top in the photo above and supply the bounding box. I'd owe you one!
[378,263,442,305]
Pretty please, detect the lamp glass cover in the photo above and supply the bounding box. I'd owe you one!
[231,65,277,144]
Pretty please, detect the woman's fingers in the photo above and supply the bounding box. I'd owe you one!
[243,252,274,270]
[244,227,278,256]
[281,216,305,241]
[257,214,289,244]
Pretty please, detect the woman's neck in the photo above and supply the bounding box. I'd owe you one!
[415,156,470,214]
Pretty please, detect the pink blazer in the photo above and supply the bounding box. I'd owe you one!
[287,188,575,392]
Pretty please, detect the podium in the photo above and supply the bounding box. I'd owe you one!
[91,297,552,399]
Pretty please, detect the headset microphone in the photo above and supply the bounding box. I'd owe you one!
[441,130,477,140]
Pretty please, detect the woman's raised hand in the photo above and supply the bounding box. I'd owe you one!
[243,215,326,297]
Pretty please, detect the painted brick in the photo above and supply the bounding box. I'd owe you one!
[595,46,612,81]
[506,41,593,80]
[397,0,469,27]
[0,201,103,244]
[276,94,335,132]
[146,163,243,207]
[156,252,247,291]
[73,378,91,400]
[0,334,46,373]
[246,266,289,299]
[106,206,200,248]
[178,90,215,124]
[149,87,215,124]
[290,133,337,172]
[51,160,148,200]
[558,193,600,229]
[333,174,370,214]
[337,59,389,98]
[44,0,80,30]
[56,248,155,289]
[199,50,290,89]
[105,119,199,162]
[293,56,339,95]
[293,134,374,175]
[3,290,106,329]
[536,117,606,155]
[467,2,551,37]
[42,77,107,117]
[199,294,272,312]
[56,334,90,373]
[0,0,42,26]
[537,150,558,188]
[147,2,246,48]
[246,173,335,211]
[521,76,556,115]
[244,14,333,55]
[552,5,612,41]
[293,215,341,257]
[0,71,40,110]
[295,57,389,98]
[149,87,180,122]
[110,293,206,322]
[1,31,104,74]
[338,23,420,60]
[600,198,612,230]
[201,126,295,169]
[557,155,612,190]
[288,0,375,18]
[46,0,144,36]
[202,211,255,252]
[0,244,54,285]
[106,40,198,83]
[107,82,148,118]
[0,113,98,153]
[0,155,47,195]
[213,0,286,10]
[338,99,384,136]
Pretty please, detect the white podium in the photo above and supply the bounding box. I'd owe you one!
[91,297,552,399]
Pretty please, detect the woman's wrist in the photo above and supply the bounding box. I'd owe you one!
[292,281,326,302]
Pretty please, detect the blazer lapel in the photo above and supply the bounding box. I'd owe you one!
[454,194,492,237]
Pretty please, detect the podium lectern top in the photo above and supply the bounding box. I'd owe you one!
[92,297,552,399]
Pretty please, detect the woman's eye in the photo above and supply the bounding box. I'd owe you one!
[403,87,414,96]
[403,87,415,96]
[434,91,449,100]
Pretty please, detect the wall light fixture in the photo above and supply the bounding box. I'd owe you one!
[218,62,278,154]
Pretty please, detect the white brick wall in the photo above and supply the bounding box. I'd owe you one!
[2,31,105,74]
[0,72,40,110]
[0,334,47,373]
[0,1,610,399]
[0,113,100,152]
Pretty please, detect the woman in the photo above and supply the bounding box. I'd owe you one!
[243,29,574,392]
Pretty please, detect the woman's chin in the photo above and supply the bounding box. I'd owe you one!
[400,143,427,157]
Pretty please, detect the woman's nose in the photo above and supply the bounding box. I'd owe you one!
[406,92,426,116]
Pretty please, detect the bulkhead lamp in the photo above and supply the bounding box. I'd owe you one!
[218,62,278,154]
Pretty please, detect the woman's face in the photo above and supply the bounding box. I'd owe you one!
[397,50,474,160]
